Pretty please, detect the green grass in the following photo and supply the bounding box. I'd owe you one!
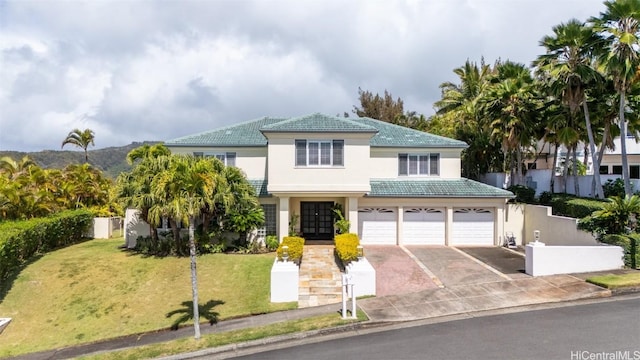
[586,272,640,289]
[0,238,296,357]
[79,311,367,360]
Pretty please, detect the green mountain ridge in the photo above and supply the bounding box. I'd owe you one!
[0,141,159,179]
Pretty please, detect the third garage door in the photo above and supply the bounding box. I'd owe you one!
[451,208,494,246]
[402,208,445,245]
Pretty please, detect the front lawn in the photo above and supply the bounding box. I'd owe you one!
[586,272,640,289]
[0,238,295,357]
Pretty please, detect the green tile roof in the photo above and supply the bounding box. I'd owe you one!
[165,117,286,147]
[352,118,468,148]
[165,113,468,148]
[248,179,270,197]
[368,179,514,198]
[260,113,378,133]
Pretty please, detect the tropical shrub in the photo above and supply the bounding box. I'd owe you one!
[265,235,279,251]
[600,234,638,269]
[333,208,350,235]
[537,191,553,205]
[603,178,628,198]
[0,210,93,282]
[549,195,606,218]
[276,236,304,262]
[335,233,360,263]
[507,185,536,203]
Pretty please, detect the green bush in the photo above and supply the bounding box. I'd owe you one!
[601,234,639,269]
[265,235,279,251]
[507,185,536,203]
[603,178,628,198]
[0,210,93,282]
[276,236,304,262]
[334,233,360,263]
[549,195,606,218]
[538,191,553,205]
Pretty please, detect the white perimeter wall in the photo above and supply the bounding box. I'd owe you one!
[525,244,624,276]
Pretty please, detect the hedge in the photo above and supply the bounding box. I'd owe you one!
[601,234,639,269]
[549,195,606,218]
[0,209,93,282]
[276,236,305,262]
[335,233,360,263]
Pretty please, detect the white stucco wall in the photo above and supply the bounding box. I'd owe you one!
[264,132,372,193]
[525,244,624,276]
[369,147,462,179]
[504,204,525,246]
[524,204,597,245]
[124,209,151,248]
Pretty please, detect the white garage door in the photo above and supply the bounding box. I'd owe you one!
[451,208,494,245]
[402,208,445,245]
[358,208,397,245]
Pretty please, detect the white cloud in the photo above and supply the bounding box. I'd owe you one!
[0,0,605,151]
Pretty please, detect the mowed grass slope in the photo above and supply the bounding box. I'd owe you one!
[0,238,294,357]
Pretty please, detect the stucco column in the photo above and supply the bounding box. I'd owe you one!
[278,196,290,242]
[445,206,453,246]
[397,205,404,245]
[348,197,358,234]
[495,204,505,246]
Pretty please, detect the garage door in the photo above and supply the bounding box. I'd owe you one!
[451,208,494,245]
[402,208,445,245]
[358,208,397,245]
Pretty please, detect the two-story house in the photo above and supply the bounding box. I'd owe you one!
[165,113,513,246]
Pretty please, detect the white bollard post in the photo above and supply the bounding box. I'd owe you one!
[341,274,348,319]
[350,283,356,319]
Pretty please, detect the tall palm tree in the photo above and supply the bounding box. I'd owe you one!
[590,0,640,196]
[61,128,95,163]
[483,61,541,186]
[534,19,605,198]
[151,155,220,340]
[126,143,171,165]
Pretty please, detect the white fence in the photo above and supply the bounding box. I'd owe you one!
[90,217,122,239]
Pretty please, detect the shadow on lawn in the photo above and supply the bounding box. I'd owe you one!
[166,299,224,330]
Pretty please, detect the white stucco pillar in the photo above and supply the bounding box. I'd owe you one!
[445,206,454,246]
[278,196,290,242]
[397,205,404,245]
[495,205,505,246]
[348,197,358,234]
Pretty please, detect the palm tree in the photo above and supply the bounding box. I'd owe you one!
[590,0,640,196]
[61,128,95,163]
[534,19,605,198]
[151,155,220,340]
[483,61,541,186]
[126,143,171,165]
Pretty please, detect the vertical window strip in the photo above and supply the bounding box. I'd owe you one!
[332,140,344,166]
[398,154,408,175]
[430,154,439,175]
[320,142,331,165]
[308,142,319,165]
[295,140,307,166]
[226,152,236,167]
[419,155,429,175]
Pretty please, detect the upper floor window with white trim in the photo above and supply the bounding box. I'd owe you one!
[193,152,236,167]
[398,153,439,176]
[295,140,344,167]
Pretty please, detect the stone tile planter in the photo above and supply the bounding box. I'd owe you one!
[270,258,299,302]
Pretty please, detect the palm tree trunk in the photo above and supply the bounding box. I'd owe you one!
[619,94,632,196]
[189,216,201,339]
[583,98,604,198]
[572,144,580,197]
[551,142,559,193]
[516,147,523,186]
[562,147,571,193]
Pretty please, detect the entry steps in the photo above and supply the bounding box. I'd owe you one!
[298,245,344,308]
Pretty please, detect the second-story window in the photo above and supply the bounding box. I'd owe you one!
[296,140,344,167]
[193,152,236,167]
[398,153,439,176]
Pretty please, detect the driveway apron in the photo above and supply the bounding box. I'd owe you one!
[456,246,530,279]
[364,246,439,297]
[405,246,505,286]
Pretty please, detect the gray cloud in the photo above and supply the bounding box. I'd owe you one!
[0,0,604,152]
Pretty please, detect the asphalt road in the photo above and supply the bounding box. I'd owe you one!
[228,297,640,360]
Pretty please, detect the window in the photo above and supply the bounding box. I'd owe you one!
[631,166,640,179]
[398,153,439,176]
[613,165,623,175]
[599,165,609,175]
[193,152,236,166]
[257,204,277,238]
[295,140,344,167]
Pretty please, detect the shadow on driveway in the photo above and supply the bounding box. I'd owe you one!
[457,247,529,279]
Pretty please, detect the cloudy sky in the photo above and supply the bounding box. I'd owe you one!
[1,0,605,152]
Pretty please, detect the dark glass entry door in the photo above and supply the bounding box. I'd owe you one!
[301,202,334,240]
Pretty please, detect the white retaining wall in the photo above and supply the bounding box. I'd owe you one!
[525,243,624,276]
[90,217,121,239]
[124,209,150,248]
[345,258,376,297]
[524,205,597,246]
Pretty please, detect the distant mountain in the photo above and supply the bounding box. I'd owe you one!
[0,141,159,179]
